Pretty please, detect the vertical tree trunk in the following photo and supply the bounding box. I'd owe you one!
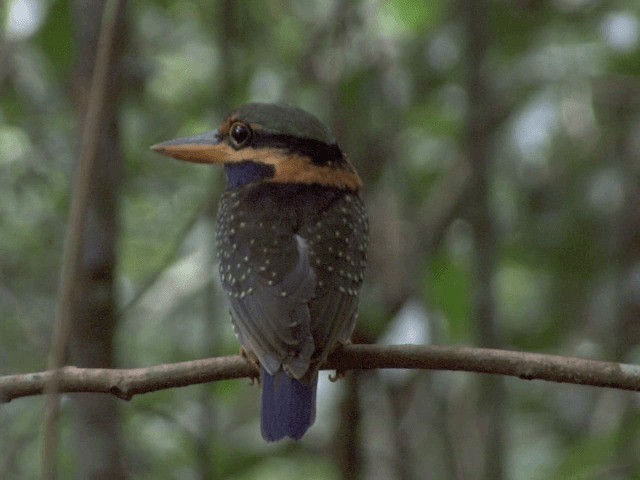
[336,373,362,480]
[194,3,238,478]
[463,2,506,479]
[68,2,126,478]
[594,78,640,475]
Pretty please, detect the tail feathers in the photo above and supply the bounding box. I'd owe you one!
[260,367,317,442]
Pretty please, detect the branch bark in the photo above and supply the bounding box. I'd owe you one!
[3,345,640,403]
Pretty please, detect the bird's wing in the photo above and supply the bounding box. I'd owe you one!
[225,235,316,379]
[303,193,368,367]
[308,290,358,362]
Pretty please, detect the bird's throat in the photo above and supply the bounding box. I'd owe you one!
[225,161,275,189]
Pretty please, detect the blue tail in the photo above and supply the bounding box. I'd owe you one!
[260,367,317,442]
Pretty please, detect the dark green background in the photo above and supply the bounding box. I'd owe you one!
[1,1,640,478]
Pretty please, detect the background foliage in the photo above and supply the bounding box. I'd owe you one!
[1,0,640,479]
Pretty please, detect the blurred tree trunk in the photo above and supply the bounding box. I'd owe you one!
[192,2,238,478]
[336,373,362,480]
[594,78,640,475]
[463,1,506,479]
[67,2,126,478]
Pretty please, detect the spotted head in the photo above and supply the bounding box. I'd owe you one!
[152,103,362,191]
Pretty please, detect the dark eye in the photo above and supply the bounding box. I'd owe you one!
[229,122,252,149]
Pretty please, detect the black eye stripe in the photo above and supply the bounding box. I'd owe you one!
[250,131,344,166]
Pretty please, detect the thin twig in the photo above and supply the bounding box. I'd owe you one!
[3,345,640,404]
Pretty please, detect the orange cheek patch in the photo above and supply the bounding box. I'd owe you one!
[270,155,362,191]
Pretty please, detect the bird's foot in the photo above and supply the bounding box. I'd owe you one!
[240,347,261,384]
[328,370,348,382]
[327,341,354,382]
[327,342,351,382]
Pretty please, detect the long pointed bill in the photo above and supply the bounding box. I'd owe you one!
[151,130,226,164]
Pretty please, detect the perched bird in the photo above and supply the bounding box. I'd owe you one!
[152,103,368,441]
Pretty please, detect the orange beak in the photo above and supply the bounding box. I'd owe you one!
[151,130,226,164]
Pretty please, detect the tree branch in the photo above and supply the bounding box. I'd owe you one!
[2,345,640,403]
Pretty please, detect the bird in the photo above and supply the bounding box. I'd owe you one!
[151,102,368,441]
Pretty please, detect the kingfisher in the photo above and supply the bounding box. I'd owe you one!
[152,103,368,441]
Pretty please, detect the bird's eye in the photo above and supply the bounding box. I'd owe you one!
[229,122,252,149]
